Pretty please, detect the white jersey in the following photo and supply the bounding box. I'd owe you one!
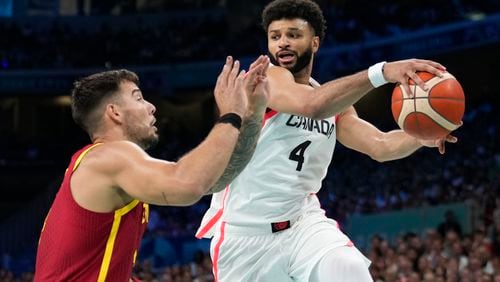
[197,78,337,238]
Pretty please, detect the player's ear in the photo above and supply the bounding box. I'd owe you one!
[312,36,320,53]
[106,103,123,124]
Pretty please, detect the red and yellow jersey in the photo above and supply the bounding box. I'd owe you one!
[35,144,149,282]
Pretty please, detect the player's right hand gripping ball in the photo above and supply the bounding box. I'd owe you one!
[391,71,465,140]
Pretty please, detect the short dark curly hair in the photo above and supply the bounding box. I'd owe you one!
[71,69,139,134]
[262,0,326,43]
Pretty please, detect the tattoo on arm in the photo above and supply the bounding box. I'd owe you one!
[207,112,263,194]
[162,192,168,205]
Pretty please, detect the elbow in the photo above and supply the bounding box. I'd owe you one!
[368,138,390,163]
[182,182,206,206]
[167,180,205,206]
[370,154,389,163]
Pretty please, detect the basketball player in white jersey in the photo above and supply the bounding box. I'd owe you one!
[197,0,459,281]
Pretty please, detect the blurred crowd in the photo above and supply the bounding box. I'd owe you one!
[368,227,500,282]
[132,251,214,282]
[1,0,499,69]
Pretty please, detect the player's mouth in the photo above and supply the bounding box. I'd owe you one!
[151,119,157,131]
[276,50,296,65]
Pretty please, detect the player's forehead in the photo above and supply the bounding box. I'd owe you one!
[268,18,311,33]
[119,80,141,95]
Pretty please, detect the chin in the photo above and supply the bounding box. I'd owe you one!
[148,135,160,149]
[138,134,159,150]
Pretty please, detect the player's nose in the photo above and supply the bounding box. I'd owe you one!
[147,100,156,114]
[278,36,290,48]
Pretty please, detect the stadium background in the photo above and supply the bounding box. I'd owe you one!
[0,0,499,281]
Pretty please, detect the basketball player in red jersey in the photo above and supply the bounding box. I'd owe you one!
[34,55,270,281]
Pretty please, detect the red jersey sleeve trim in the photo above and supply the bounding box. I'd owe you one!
[71,143,102,173]
[262,108,278,126]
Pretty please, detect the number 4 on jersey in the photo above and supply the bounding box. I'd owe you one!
[289,140,311,171]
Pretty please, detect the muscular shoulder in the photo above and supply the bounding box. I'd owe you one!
[265,65,317,115]
[336,106,360,136]
[81,141,146,175]
[267,65,295,81]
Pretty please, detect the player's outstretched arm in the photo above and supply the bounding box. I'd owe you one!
[110,57,247,206]
[337,107,458,162]
[207,55,271,194]
[266,59,446,120]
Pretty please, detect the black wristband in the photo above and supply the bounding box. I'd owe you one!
[217,113,242,130]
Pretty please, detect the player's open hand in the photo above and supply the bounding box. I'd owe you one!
[418,134,457,154]
[418,121,462,154]
[384,59,447,97]
[243,55,270,112]
[214,56,247,118]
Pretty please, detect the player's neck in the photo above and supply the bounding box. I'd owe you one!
[293,63,313,85]
[91,127,127,144]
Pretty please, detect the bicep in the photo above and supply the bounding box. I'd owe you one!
[336,106,384,156]
[111,144,200,206]
[266,67,315,116]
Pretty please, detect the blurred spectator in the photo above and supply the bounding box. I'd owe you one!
[437,210,463,238]
[1,0,499,70]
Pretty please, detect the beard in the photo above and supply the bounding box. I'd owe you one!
[124,122,159,150]
[139,134,159,150]
[268,47,313,74]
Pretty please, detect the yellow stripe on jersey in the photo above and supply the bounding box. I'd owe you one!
[97,199,140,282]
[72,143,102,172]
[142,203,149,224]
[133,250,138,265]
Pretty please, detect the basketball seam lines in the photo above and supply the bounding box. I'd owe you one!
[400,97,464,101]
[413,83,420,133]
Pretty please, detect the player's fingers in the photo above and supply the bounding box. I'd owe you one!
[249,55,263,71]
[446,135,458,143]
[415,59,446,71]
[217,56,234,89]
[245,63,263,84]
[408,71,428,91]
[260,56,270,77]
[227,60,240,89]
[255,74,265,83]
[418,63,444,78]
[438,139,445,154]
[402,81,413,98]
[235,69,246,89]
[222,56,233,78]
[216,56,230,81]
[215,60,229,95]
[254,76,270,96]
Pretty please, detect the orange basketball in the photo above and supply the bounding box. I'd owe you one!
[391,72,465,140]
